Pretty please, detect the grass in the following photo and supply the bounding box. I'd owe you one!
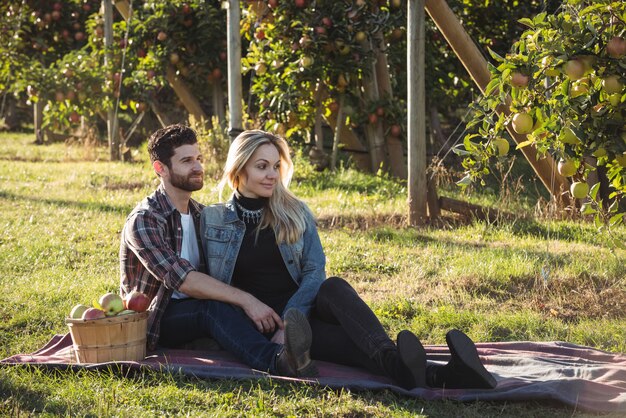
[1,132,625,417]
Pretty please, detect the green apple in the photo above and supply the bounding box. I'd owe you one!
[609,93,622,107]
[602,75,624,94]
[69,304,90,319]
[557,159,577,177]
[511,112,534,134]
[570,181,589,199]
[563,59,585,81]
[99,292,124,316]
[493,138,510,156]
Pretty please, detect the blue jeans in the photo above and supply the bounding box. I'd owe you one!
[158,298,281,373]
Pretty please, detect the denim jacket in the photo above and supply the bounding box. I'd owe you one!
[200,198,326,317]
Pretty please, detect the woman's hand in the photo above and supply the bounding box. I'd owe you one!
[241,294,284,334]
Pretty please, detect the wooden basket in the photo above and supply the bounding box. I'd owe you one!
[65,311,149,363]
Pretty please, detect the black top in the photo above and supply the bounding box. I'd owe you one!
[231,192,297,316]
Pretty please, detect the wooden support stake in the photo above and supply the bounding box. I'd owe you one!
[407,0,428,225]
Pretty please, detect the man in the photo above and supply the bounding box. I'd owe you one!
[120,124,315,377]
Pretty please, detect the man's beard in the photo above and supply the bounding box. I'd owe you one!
[170,171,204,192]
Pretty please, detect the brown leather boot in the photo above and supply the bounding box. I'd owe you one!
[275,308,318,377]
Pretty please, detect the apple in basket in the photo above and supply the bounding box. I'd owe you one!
[69,304,90,319]
[124,291,151,313]
[98,292,125,316]
[82,307,106,320]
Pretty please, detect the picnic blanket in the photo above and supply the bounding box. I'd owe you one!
[2,334,626,413]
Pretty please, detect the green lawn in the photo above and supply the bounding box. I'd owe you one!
[1,132,625,417]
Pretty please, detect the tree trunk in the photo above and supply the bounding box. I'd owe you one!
[324,112,371,172]
[373,31,407,179]
[359,37,387,172]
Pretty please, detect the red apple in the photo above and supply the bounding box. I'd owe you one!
[53,2,62,11]
[182,18,193,28]
[169,52,180,65]
[55,91,65,102]
[328,101,339,113]
[51,10,61,21]
[390,124,402,137]
[219,51,227,61]
[255,29,265,40]
[211,68,222,80]
[66,91,76,101]
[157,31,168,42]
[268,0,278,8]
[82,3,92,12]
[368,113,378,124]
[74,32,85,42]
[82,308,106,320]
[376,107,384,117]
[314,26,326,35]
[137,48,146,58]
[322,17,332,28]
[124,290,151,312]
[69,111,80,123]
[181,3,191,14]
[295,0,306,8]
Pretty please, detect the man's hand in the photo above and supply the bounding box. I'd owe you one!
[241,294,284,334]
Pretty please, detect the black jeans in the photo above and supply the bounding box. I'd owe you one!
[309,276,395,375]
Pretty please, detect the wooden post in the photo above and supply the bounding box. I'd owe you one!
[226,0,243,138]
[212,79,226,127]
[407,0,428,225]
[103,0,120,160]
[33,100,44,144]
[424,0,570,206]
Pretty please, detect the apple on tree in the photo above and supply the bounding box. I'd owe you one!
[570,181,589,199]
[511,112,534,134]
[492,138,510,156]
[557,158,577,177]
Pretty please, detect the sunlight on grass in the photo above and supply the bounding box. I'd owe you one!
[1,133,625,417]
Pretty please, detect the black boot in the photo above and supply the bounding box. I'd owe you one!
[376,330,427,389]
[426,329,496,389]
[275,308,318,377]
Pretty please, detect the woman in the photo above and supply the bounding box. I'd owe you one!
[201,130,496,389]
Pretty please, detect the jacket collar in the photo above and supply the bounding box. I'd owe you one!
[153,183,202,218]
[223,196,241,224]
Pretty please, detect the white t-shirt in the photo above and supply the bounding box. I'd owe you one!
[171,213,200,299]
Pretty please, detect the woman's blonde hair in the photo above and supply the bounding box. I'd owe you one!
[218,130,310,244]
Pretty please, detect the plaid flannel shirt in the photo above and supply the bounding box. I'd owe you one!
[119,184,205,350]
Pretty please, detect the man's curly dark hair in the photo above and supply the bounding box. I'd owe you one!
[147,124,197,168]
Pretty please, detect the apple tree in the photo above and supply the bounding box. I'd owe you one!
[459,0,626,238]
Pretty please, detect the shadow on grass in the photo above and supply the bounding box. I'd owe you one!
[0,190,133,215]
